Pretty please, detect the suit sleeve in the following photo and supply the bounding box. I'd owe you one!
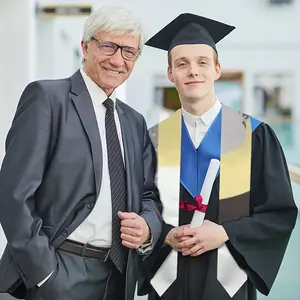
[222,123,298,295]
[139,116,163,251]
[0,81,57,289]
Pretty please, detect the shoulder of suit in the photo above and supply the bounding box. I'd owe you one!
[34,77,71,91]
[25,77,72,107]
[25,77,71,96]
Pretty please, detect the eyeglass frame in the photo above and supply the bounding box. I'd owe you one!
[90,37,141,61]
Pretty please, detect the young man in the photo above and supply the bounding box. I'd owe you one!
[138,13,298,300]
[0,6,162,300]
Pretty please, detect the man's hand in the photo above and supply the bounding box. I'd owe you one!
[165,225,191,252]
[177,220,229,256]
[118,212,150,249]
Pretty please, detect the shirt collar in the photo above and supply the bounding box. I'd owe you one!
[182,98,222,127]
[80,68,116,107]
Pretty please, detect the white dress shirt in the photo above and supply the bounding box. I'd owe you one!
[67,69,124,247]
[182,99,222,148]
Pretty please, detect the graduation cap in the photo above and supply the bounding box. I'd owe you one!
[145,13,235,55]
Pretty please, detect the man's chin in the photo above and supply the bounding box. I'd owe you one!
[185,93,207,101]
[99,82,121,92]
[104,77,127,88]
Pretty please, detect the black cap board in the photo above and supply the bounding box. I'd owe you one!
[145,13,235,55]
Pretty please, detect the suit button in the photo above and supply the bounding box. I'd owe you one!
[86,202,94,209]
[62,229,68,236]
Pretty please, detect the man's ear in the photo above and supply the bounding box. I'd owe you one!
[168,66,175,83]
[215,63,222,81]
[81,40,89,60]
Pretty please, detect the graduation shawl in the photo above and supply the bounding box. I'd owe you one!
[143,104,297,300]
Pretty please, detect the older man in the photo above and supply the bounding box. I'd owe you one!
[0,6,162,300]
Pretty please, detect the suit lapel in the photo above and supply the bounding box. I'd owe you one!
[116,100,134,212]
[70,70,103,197]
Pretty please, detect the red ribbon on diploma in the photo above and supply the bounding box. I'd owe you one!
[179,195,208,213]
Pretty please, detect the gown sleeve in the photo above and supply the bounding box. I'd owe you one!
[221,122,298,295]
[137,221,174,295]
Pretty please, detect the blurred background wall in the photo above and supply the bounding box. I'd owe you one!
[0,0,299,299]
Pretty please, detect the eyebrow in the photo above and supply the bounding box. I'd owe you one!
[198,56,211,61]
[174,56,212,64]
[93,38,139,50]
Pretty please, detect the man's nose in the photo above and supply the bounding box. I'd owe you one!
[109,48,125,68]
[187,64,199,77]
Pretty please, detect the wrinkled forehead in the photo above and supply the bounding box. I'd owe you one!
[93,30,140,48]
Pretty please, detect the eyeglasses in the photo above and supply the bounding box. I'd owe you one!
[90,37,140,61]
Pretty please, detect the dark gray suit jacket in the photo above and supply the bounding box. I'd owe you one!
[0,70,162,299]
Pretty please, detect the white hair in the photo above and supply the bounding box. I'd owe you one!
[82,6,146,50]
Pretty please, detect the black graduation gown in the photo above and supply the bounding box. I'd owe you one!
[139,122,298,300]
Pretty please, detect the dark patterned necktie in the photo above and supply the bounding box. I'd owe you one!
[103,98,127,273]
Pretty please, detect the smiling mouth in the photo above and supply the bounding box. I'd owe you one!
[185,81,204,85]
[103,67,124,74]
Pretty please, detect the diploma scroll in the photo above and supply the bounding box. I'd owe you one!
[190,159,220,228]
